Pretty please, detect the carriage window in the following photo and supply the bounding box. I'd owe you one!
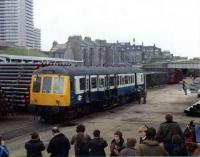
[80,78,85,90]
[91,77,97,88]
[121,76,125,85]
[53,77,64,94]
[109,76,115,86]
[117,76,120,85]
[141,74,144,82]
[131,75,135,84]
[99,78,104,88]
[125,76,129,84]
[33,76,41,93]
[42,77,52,93]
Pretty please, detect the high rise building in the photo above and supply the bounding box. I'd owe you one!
[0,0,41,50]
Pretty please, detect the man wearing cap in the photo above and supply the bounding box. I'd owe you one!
[47,127,70,157]
[25,132,45,157]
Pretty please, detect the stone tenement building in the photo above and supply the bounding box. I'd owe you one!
[49,36,173,66]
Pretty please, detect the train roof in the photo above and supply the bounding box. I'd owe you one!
[33,66,144,76]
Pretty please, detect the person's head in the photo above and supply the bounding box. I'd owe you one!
[172,134,182,145]
[52,126,60,135]
[76,124,85,133]
[146,127,156,140]
[165,113,173,122]
[93,129,100,138]
[189,120,195,128]
[138,125,148,138]
[114,131,123,142]
[126,138,137,148]
[30,132,39,140]
[76,132,85,146]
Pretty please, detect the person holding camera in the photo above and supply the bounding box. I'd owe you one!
[0,136,9,157]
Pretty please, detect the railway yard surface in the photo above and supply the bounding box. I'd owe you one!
[1,83,199,157]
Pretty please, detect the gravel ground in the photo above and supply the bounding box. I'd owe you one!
[2,83,200,157]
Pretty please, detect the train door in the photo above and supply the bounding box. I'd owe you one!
[136,73,144,89]
[105,75,110,99]
[85,75,90,103]
[98,75,106,100]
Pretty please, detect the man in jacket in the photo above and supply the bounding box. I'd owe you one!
[88,129,108,156]
[120,138,137,156]
[25,132,45,157]
[136,127,168,156]
[47,127,70,157]
[156,113,183,155]
[71,124,91,145]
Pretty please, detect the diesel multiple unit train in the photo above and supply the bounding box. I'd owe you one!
[30,66,145,121]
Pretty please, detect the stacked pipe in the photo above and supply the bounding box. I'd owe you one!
[185,101,200,117]
[0,63,38,109]
[0,87,13,119]
[0,63,71,114]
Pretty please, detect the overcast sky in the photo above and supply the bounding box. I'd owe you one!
[34,0,200,58]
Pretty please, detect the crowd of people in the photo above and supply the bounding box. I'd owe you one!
[0,113,200,157]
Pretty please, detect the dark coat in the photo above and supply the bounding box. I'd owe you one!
[71,133,91,145]
[47,133,70,157]
[88,137,108,156]
[25,139,45,157]
[172,143,188,156]
[156,121,183,142]
[75,142,89,157]
[110,139,125,156]
[136,140,169,156]
[120,146,136,156]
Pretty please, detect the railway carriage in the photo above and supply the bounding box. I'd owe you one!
[30,66,145,121]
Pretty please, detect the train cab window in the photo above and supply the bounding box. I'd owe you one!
[53,77,64,94]
[42,77,52,93]
[109,76,115,86]
[33,76,41,93]
[80,78,86,90]
[125,76,129,84]
[91,77,97,88]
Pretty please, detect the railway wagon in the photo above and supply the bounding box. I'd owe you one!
[30,66,145,121]
[145,72,169,88]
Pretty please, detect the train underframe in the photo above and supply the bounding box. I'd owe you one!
[31,93,138,122]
